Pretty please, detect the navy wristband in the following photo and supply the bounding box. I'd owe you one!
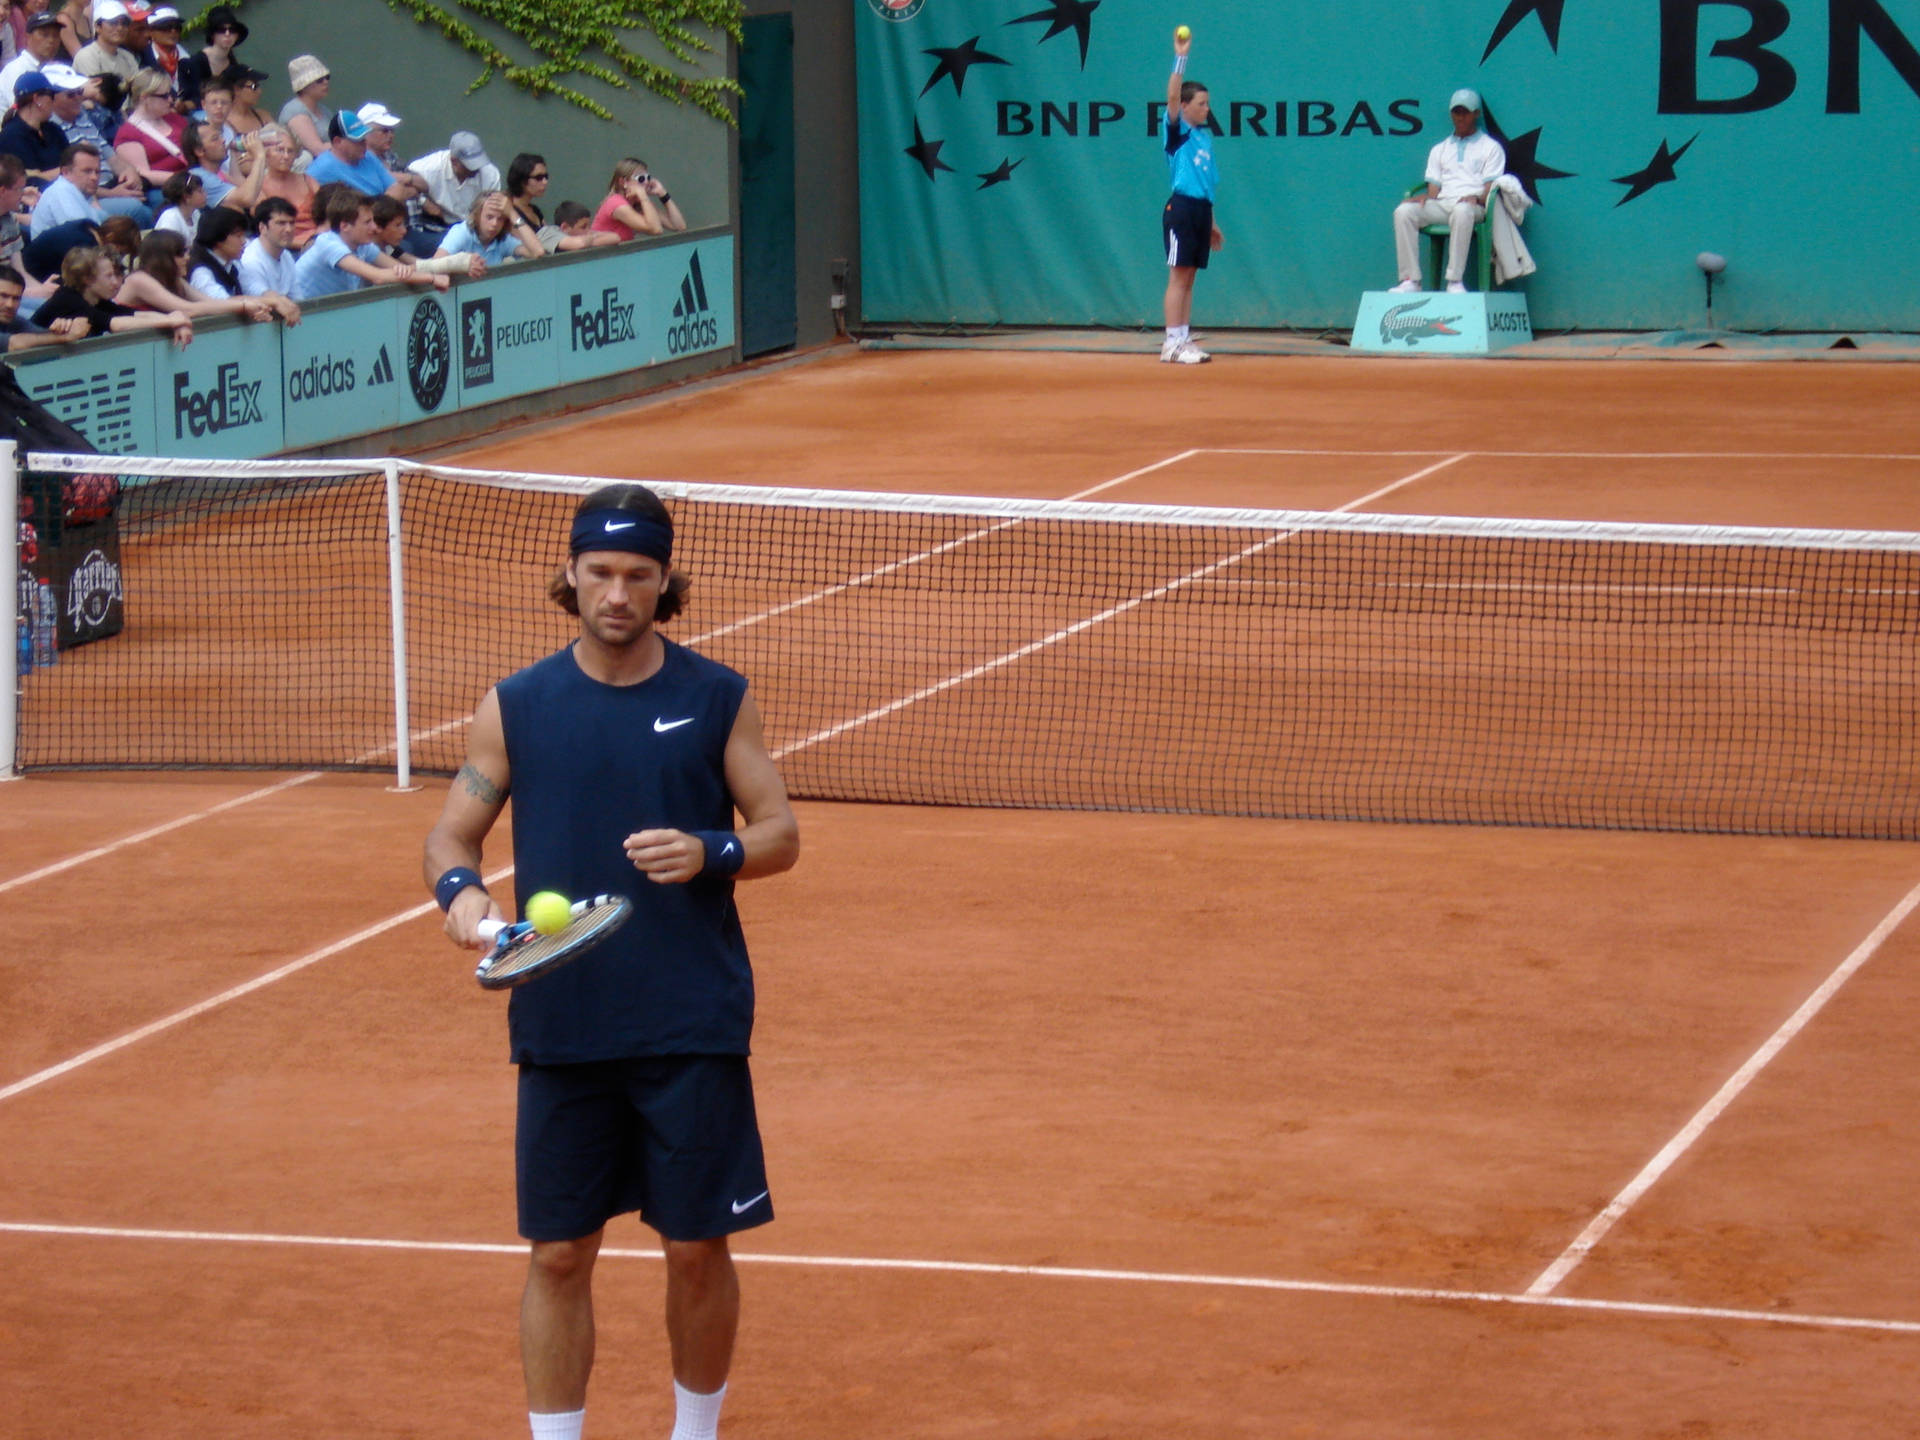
[435,866,487,912]
[690,831,745,878]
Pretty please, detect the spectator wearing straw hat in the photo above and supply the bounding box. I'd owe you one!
[72,0,136,81]
[0,10,65,112]
[278,52,329,161]
[405,128,496,257]
[172,1,243,110]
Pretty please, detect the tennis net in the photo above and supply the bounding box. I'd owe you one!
[8,451,1918,839]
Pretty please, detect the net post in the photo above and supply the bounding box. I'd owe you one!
[0,440,17,780]
[382,459,418,793]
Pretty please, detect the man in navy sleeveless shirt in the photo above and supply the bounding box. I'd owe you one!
[1160,27,1223,366]
[425,483,800,1440]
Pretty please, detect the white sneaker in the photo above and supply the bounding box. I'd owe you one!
[1160,336,1182,361]
[1446,281,1469,294]
[1168,341,1210,364]
[1389,279,1422,294]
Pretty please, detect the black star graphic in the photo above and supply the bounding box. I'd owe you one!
[921,36,1012,98]
[976,157,1024,189]
[904,118,954,181]
[1482,0,1567,62]
[1006,0,1101,69]
[1611,135,1698,206]
[1483,105,1576,204]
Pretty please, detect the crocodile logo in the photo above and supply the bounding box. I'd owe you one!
[1380,299,1464,347]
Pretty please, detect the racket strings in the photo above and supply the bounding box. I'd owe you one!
[485,903,630,982]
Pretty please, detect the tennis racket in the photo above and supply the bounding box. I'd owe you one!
[474,893,634,990]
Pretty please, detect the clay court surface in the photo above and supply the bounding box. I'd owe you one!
[5,350,1919,1437]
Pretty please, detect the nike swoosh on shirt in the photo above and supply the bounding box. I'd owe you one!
[653,717,694,733]
[730,1190,769,1215]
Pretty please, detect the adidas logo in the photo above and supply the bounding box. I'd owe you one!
[368,346,394,386]
[667,251,720,355]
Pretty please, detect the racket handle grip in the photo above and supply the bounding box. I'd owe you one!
[476,919,506,944]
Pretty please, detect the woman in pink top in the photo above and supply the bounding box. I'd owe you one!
[589,156,685,240]
[113,67,191,201]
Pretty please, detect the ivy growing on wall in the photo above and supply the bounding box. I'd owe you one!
[204,1,744,122]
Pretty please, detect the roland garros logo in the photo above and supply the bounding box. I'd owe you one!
[867,0,926,20]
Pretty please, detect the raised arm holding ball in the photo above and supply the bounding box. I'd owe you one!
[1160,25,1222,365]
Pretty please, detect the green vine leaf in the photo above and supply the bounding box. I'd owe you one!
[196,1,743,124]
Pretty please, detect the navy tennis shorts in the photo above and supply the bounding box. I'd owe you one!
[1163,192,1213,270]
[516,1055,772,1243]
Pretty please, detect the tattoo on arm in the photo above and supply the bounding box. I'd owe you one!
[457,763,506,805]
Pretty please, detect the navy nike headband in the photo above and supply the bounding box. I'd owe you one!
[570,508,673,563]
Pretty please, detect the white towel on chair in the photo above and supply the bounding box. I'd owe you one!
[1490,174,1537,286]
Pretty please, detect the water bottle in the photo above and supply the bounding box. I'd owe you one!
[14,608,29,678]
[32,578,56,667]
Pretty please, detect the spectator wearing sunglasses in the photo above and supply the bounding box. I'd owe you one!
[591,156,683,240]
[508,153,615,253]
[172,2,243,111]
[136,3,182,99]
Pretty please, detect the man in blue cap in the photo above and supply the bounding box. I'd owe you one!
[1390,87,1505,294]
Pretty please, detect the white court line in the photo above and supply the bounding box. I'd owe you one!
[1526,877,1920,1298]
[0,452,1206,1085]
[5,707,490,897]
[771,453,1468,761]
[686,452,1203,647]
[1204,447,1920,463]
[0,1221,1914,1337]
[0,773,321,896]
[0,863,516,1106]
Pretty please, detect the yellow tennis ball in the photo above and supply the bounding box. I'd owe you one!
[1175,25,1191,42]
[524,891,572,936]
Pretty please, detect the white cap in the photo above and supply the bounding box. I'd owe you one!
[92,0,129,21]
[1449,87,1482,112]
[40,62,86,91]
[357,100,402,128]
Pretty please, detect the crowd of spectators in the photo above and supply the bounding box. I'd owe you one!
[0,0,688,352]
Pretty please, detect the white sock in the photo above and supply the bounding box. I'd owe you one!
[669,1380,727,1440]
[530,1409,584,1440]
[1167,324,1189,343]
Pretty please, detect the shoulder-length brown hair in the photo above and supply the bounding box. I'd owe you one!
[547,483,689,622]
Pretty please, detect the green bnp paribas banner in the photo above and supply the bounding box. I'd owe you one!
[857,1,1920,332]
